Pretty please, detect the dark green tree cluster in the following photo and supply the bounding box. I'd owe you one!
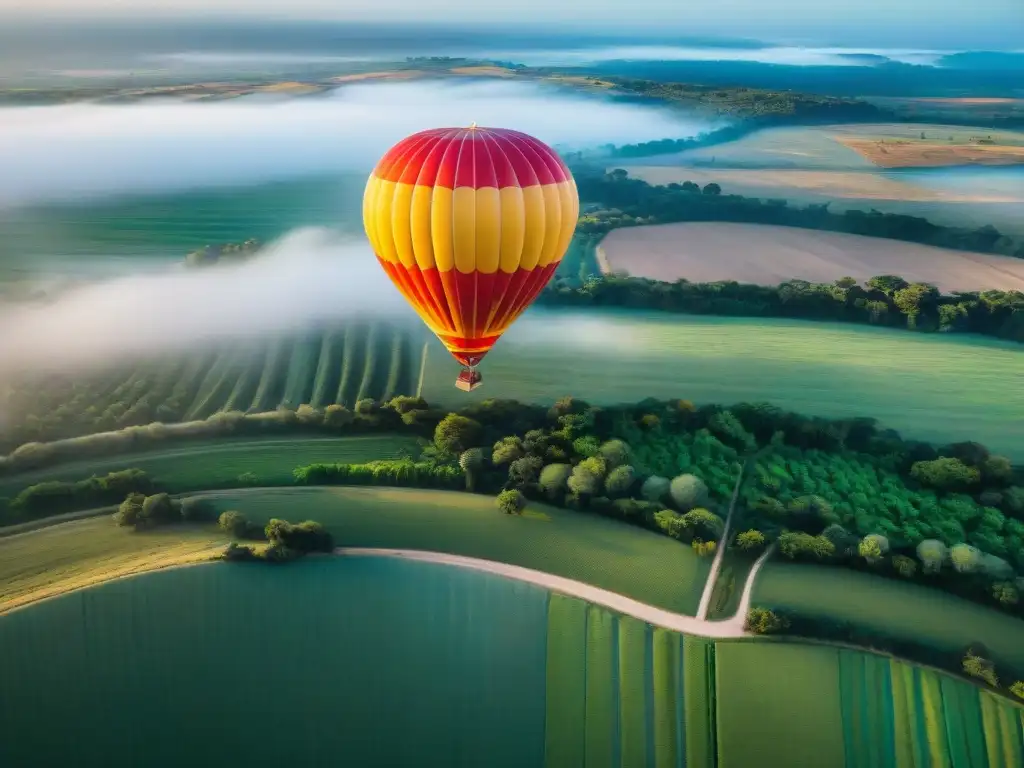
[220,513,333,564]
[541,270,1024,343]
[113,492,216,530]
[8,469,153,519]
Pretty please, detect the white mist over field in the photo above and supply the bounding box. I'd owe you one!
[0,229,409,376]
[0,79,716,208]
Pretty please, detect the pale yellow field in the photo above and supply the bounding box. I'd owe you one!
[0,519,226,614]
[600,222,1024,292]
[621,167,1024,204]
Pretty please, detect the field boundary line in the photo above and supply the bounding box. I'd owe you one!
[415,341,429,399]
[341,547,749,638]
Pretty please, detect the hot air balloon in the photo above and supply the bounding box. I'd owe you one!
[363,124,579,391]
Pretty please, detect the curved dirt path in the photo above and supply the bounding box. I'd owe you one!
[342,547,761,639]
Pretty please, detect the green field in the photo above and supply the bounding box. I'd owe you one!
[0,554,1021,766]
[0,435,418,499]
[6,309,1022,459]
[198,486,711,615]
[754,561,1024,671]
[423,309,1024,458]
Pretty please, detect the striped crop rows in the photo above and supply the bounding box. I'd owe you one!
[2,321,427,447]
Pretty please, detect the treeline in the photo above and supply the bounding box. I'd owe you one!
[572,169,1024,260]
[540,267,1024,343]
[9,469,154,518]
[282,393,1024,623]
[110,490,333,564]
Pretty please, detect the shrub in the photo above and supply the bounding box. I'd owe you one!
[653,509,685,539]
[222,542,257,562]
[138,493,177,527]
[950,543,982,574]
[858,534,889,565]
[295,404,325,426]
[891,555,918,578]
[735,529,766,553]
[669,474,708,511]
[113,493,146,528]
[323,404,355,428]
[691,539,717,557]
[354,399,378,415]
[681,508,725,541]
[745,608,790,635]
[497,489,526,516]
[265,518,334,553]
[992,582,1019,606]
[1011,681,1024,700]
[778,532,835,561]
[218,510,250,538]
[386,395,428,414]
[293,460,463,490]
[962,651,999,687]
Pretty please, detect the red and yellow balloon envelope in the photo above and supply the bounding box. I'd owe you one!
[363,125,579,390]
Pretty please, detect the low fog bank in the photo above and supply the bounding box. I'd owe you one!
[0,79,717,207]
[0,228,409,377]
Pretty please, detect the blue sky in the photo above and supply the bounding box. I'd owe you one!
[2,0,1021,48]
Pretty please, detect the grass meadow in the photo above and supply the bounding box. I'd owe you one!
[423,310,1024,458]
[754,561,1024,671]
[199,486,711,615]
[0,435,418,499]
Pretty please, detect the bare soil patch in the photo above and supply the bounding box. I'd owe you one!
[599,222,1024,292]
[835,137,1024,168]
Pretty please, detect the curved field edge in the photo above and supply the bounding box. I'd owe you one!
[1,557,1020,768]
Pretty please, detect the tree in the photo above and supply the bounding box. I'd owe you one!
[568,457,606,498]
[572,436,601,458]
[538,463,572,500]
[497,489,526,516]
[509,455,544,487]
[992,581,1019,606]
[492,436,525,466]
[323,404,354,428]
[459,448,486,491]
[778,532,835,561]
[745,608,790,635]
[598,439,631,468]
[218,510,250,538]
[113,492,145,528]
[669,474,708,511]
[354,399,378,415]
[654,509,686,539]
[982,455,1013,485]
[858,534,889,565]
[605,465,636,498]
[821,523,857,557]
[962,651,999,687]
[735,529,766,553]
[916,539,948,574]
[641,475,670,503]
[433,414,482,455]
[681,508,725,541]
[295,404,324,426]
[138,493,175,527]
[910,457,980,491]
[692,539,717,557]
[702,182,722,196]
[867,275,909,296]
[265,518,333,553]
[386,395,428,414]
[1011,681,1024,700]
[950,543,982,574]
